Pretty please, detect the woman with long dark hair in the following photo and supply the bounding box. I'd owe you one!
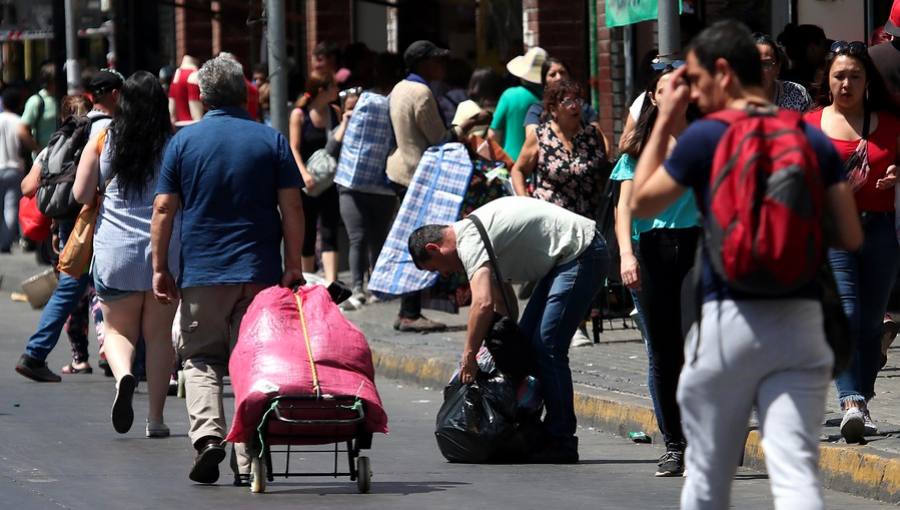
[73,71,180,437]
[804,41,900,443]
[612,65,700,476]
[289,69,342,282]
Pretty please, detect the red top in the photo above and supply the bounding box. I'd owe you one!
[805,108,900,212]
[168,67,201,122]
[246,78,259,121]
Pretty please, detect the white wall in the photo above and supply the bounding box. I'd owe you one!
[355,2,388,52]
[798,0,866,42]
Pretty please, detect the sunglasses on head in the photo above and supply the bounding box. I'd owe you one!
[339,87,363,99]
[651,53,686,71]
[829,40,867,57]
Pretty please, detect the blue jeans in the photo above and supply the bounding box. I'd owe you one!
[25,219,91,361]
[830,212,900,405]
[519,233,610,440]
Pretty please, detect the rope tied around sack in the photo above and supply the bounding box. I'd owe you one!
[294,292,321,396]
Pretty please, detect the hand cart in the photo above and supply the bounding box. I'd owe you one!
[247,394,373,494]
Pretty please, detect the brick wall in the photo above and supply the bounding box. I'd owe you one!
[305,0,353,71]
[521,0,586,82]
[175,0,213,62]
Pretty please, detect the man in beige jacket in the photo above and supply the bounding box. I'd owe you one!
[387,40,491,332]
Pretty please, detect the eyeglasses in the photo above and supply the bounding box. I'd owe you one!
[560,97,584,109]
[829,40,867,57]
[760,59,778,71]
[339,87,363,99]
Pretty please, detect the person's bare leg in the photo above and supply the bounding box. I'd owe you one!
[322,251,339,283]
[101,295,143,382]
[302,255,316,274]
[142,291,177,424]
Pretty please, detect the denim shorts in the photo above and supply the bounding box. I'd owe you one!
[93,273,136,303]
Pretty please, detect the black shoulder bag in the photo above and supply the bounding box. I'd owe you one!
[467,214,536,380]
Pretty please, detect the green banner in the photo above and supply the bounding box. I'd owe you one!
[606,0,682,28]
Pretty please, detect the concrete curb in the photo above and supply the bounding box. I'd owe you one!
[371,346,900,504]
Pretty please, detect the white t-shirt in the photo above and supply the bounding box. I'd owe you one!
[629,92,646,122]
[0,111,22,171]
[452,196,597,283]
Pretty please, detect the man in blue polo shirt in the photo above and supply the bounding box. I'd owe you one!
[151,55,305,486]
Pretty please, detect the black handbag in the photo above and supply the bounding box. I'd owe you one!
[467,215,536,380]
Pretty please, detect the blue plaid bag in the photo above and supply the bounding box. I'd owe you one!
[334,91,395,193]
[367,143,474,298]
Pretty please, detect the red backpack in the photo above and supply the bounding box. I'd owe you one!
[705,107,825,295]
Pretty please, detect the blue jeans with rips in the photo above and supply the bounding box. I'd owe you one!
[519,233,610,440]
[829,212,900,406]
[24,219,91,361]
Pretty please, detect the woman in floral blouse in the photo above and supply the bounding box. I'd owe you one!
[511,79,609,218]
[511,79,610,348]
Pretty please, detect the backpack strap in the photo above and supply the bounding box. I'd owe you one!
[467,214,515,316]
[97,128,108,156]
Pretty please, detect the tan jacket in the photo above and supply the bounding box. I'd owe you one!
[386,80,450,187]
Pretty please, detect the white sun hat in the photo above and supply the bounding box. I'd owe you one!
[506,47,548,85]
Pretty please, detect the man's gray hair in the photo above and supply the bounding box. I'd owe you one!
[198,56,247,109]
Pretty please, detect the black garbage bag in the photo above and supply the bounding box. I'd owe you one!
[435,368,543,463]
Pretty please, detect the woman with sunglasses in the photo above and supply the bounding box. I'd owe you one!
[510,80,609,347]
[805,40,900,443]
[754,33,812,112]
[289,70,342,283]
[612,65,700,477]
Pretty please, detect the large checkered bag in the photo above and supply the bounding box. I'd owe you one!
[367,143,473,298]
[333,91,394,193]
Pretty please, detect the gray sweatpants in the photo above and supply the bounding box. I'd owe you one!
[678,299,832,510]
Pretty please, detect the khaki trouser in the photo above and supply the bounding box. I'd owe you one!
[179,284,266,475]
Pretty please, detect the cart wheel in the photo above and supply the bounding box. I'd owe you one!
[250,456,266,493]
[176,370,186,399]
[357,456,371,493]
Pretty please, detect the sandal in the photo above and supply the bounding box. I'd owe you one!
[61,362,93,375]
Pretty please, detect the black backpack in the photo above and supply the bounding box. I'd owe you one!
[35,114,110,219]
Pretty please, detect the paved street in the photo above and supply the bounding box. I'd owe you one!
[0,250,896,509]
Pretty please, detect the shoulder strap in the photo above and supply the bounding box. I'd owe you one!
[33,93,46,139]
[467,214,514,314]
[862,101,871,140]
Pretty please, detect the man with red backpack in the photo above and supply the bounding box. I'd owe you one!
[630,20,863,509]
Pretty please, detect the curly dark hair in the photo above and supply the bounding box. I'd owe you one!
[810,48,900,118]
[543,80,585,119]
[108,70,172,199]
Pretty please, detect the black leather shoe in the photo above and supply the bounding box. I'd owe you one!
[15,354,61,382]
[531,437,579,464]
[189,441,226,484]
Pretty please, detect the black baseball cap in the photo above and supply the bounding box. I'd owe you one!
[403,40,450,70]
[89,69,125,95]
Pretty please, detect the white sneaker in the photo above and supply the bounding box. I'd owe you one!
[146,420,170,438]
[571,329,592,347]
[863,409,878,436]
[840,407,865,443]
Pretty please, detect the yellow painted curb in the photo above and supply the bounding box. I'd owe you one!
[372,347,900,503]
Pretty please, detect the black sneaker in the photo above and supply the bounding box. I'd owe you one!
[189,441,227,484]
[656,449,685,477]
[15,354,62,382]
[111,374,135,434]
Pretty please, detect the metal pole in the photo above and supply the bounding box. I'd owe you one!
[588,0,599,112]
[267,0,289,136]
[657,0,681,61]
[64,0,82,93]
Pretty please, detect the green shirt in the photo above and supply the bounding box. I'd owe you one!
[610,154,700,240]
[21,89,57,149]
[490,85,541,161]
